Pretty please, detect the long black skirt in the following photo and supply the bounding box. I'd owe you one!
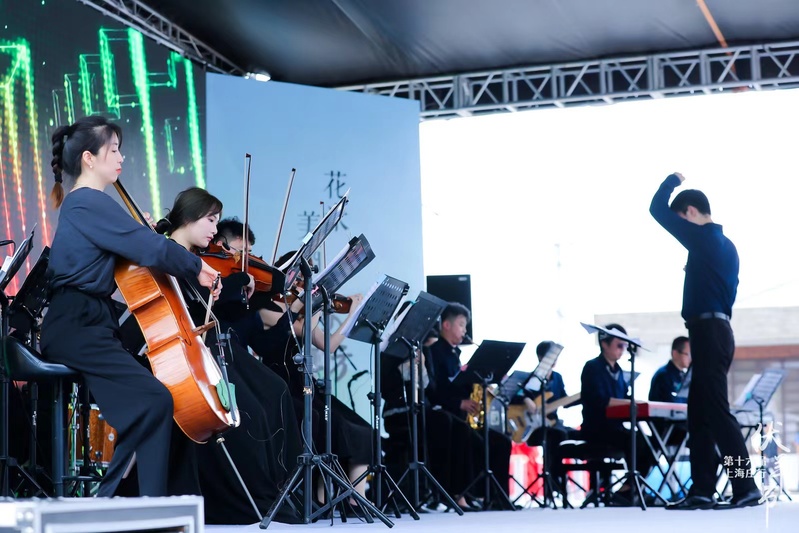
[197,342,303,525]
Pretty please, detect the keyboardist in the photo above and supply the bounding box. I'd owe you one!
[649,336,692,404]
[580,323,655,486]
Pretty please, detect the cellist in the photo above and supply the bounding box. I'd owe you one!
[41,116,220,498]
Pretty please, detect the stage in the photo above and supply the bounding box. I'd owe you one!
[208,502,799,533]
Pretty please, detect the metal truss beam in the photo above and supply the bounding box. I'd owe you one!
[77,0,246,75]
[340,40,799,120]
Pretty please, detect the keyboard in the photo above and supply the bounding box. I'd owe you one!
[606,401,688,420]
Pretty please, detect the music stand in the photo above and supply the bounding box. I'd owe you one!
[278,192,349,292]
[518,342,563,509]
[344,275,417,519]
[738,369,786,497]
[301,234,375,518]
[261,249,391,529]
[455,340,525,511]
[1,228,37,496]
[581,322,664,510]
[382,292,463,514]
[310,235,375,314]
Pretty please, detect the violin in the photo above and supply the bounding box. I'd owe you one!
[198,242,286,297]
[272,284,353,315]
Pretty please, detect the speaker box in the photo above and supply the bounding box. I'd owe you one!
[425,274,473,340]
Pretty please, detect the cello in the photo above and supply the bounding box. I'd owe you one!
[112,179,238,443]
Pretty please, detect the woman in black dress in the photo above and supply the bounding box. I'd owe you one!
[151,191,303,524]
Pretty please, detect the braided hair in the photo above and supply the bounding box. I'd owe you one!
[50,116,122,208]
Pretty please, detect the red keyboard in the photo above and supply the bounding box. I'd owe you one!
[606,401,687,420]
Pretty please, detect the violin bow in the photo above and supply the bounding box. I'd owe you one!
[320,201,327,268]
[270,168,297,266]
[240,153,253,303]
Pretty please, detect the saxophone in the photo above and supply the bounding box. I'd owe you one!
[467,383,485,429]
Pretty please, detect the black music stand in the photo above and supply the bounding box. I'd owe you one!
[344,275,416,519]
[383,292,463,514]
[581,322,665,510]
[262,234,391,530]
[310,235,375,314]
[517,342,564,509]
[1,228,37,497]
[736,369,787,500]
[312,235,374,520]
[456,340,524,511]
[278,192,349,292]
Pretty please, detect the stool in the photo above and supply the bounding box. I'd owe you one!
[5,336,79,497]
[559,439,625,508]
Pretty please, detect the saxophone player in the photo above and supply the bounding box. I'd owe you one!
[427,303,513,509]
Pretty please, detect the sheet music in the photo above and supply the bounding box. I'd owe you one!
[314,243,350,281]
[379,299,412,352]
[339,278,381,338]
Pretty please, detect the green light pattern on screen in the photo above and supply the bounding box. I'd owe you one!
[99,30,120,117]
[128,29,161,214]
[0,40,49,243]
[2,21,205,267]
[183,56,205,188]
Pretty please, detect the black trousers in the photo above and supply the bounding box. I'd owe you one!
[527,423,580,478]
[41,289,174,497]
[588,428,656,476]
[687,318,756,497]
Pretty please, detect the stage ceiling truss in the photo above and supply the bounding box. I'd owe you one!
[341,40,799,120]
[77,0,246,76]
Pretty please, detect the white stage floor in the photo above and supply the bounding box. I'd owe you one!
[207,502,799,533]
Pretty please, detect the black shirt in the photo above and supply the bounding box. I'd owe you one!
[650,174,739,320]
[427,338,469,415]
[580,355,628,436]
[649,361,690,404]
[49,188,200,296]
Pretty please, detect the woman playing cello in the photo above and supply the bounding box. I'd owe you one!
[41,116,220,498]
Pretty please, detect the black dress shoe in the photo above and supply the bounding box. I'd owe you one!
[665,494,716,510]
[714,489,763,510]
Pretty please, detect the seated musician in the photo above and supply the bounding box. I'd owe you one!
[579,324,655,485]
[524,341,579,488]
[122,194,304,523]
[649,336,691,454]
[382,312,480,511]
[649,336,691,404]
[427,303,512,507]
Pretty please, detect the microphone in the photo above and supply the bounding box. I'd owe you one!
[463,334,477,346]
[0,240,13,247]
[347,369,369,411]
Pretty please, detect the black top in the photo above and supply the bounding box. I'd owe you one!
[649,361,689,404]
[49,188,201,297]
[427,338,469,415]
[580,355,628,436]
[649,173,739,320]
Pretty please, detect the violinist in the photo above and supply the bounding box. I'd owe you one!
[149,203,303,524]
[257,251,370,503]
[40,116,220,498]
